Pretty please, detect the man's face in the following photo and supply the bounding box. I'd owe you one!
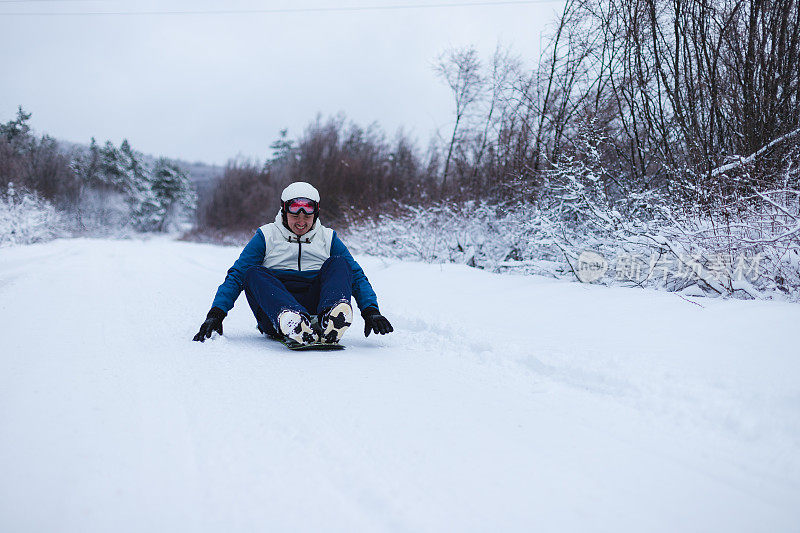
[287,211,313,236]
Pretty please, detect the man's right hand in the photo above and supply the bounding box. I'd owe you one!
[193,307,227,342]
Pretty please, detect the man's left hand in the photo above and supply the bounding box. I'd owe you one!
[362,308,393,337]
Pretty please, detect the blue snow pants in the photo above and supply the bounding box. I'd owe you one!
[243,256,352,337]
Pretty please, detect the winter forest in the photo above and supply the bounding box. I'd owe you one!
[3,0,800,300]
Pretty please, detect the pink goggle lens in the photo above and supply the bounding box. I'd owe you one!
[285,198,317,215]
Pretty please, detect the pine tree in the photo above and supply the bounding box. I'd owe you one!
[0,106,32,145]
[269,128,296,163]
[118,140,161,231]
[150,158,195,231]
[97,141,128,192]
[71,137,102,188]
[72,136,196,232]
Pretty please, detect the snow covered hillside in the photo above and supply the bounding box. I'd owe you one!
[1,238,798,532]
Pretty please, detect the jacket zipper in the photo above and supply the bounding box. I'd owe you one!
[297,240,302,271]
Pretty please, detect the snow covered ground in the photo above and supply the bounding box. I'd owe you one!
[0,237,798,532]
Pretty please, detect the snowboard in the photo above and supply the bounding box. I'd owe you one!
[277,337,346,351]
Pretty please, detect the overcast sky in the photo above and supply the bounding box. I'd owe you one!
[1,0,565,165]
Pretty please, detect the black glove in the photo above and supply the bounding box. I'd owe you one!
[362,307,393,337]
[193,307,226,342]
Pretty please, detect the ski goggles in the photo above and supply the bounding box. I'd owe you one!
[284,197,318,215]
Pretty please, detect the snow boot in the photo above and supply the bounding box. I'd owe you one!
[319,301,353,344]
[278,310,318,346]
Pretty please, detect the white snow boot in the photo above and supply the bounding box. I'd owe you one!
[319,301,353,344]
[278,310,318,345]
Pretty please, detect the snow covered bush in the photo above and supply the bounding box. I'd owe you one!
[653,191,800,300]
[0,182,66,246]
[341,201,574,277]
[71,188,132,236]
[342,188,799,302]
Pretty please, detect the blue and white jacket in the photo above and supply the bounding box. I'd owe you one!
[211,211,378,314]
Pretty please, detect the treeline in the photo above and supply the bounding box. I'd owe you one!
[426,0,800,209]
[0,107,195,241]
[0,108,78,207]
[194,0,799,298]
[72,137,195,232]
[4,0,798,296]
[196,115,438,233]
[198,0,799,235]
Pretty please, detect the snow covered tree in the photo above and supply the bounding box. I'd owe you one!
[434,46,484,191]
[149,157,195,231]
[116,140,161,231]
[0,108,78,206]
[95,141,129,192]
[71,138,195,233]
[0,106,32,148]
[71,137,106,193]
[269,128,295,164]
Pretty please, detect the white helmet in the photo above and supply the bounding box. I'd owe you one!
[281,181,320,203]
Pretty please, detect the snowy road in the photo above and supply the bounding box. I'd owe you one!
[1,238,798,532]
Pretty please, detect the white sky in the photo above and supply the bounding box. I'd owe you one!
[1,0,565,165]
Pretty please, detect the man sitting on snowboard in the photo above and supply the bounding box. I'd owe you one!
[192,181,393,346]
